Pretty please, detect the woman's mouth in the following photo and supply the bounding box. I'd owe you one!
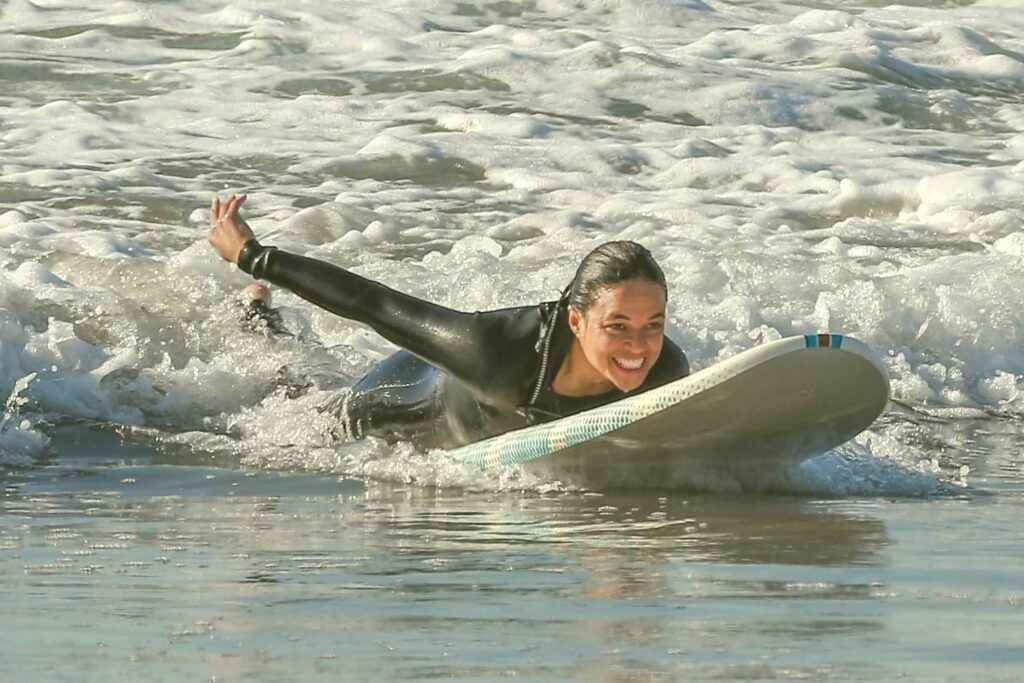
[613,356,645,372]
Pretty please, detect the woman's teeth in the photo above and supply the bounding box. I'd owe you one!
[614,357,644,370]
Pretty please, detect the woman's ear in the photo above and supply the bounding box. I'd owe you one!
[567,306,583,337]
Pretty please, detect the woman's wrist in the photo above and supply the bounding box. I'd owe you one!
[236,238,264,275]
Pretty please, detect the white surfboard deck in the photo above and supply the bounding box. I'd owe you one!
[450,334,889,491]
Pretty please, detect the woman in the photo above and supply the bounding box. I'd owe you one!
[209,195,689,450]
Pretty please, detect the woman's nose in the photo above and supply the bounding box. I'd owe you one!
[624,330,646,348]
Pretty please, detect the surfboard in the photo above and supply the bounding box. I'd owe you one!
[449,334,889,491]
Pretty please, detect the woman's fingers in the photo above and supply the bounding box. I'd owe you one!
[210,193,249,223]
[222,194,236,221]
[226,194,247,219]
[207,193,254,264]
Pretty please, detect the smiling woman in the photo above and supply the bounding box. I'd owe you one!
[208,195,689,450]
[555,243,669,397]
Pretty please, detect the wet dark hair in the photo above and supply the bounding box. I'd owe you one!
[563,241,667,314]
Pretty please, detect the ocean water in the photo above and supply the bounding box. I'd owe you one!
[1,0,1023,679]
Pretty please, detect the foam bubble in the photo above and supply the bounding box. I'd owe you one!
[916,169,1024,221]
[992,232,1024,257]
[789,10,863,33]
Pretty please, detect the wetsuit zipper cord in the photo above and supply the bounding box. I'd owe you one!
[528,312,557,406]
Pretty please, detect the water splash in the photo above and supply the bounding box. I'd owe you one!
[0,373,49,465]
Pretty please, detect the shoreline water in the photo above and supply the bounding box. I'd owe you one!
[4,420,1022,681]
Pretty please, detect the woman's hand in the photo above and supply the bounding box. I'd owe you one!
[208,194,255,264]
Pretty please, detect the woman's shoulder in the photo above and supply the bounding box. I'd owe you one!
[652,336,690,381]
[470,300,557,341]
[448,301,552,402]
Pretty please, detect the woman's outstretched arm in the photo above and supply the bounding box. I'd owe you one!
[207,194,533,400]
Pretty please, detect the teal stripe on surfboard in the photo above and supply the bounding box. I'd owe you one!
[458,406,635,468]
[804,334,844,349]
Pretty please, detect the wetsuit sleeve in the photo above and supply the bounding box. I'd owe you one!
[237,239,499,384]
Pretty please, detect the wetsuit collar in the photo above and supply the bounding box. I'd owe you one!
[527,298,572,409]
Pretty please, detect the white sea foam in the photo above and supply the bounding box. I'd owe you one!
[0,373,49,465]
[1,0,1022,492]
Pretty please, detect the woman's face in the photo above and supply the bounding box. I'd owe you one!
[568,279,667,393]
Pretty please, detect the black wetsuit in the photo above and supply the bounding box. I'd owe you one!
[238,239,690,450]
